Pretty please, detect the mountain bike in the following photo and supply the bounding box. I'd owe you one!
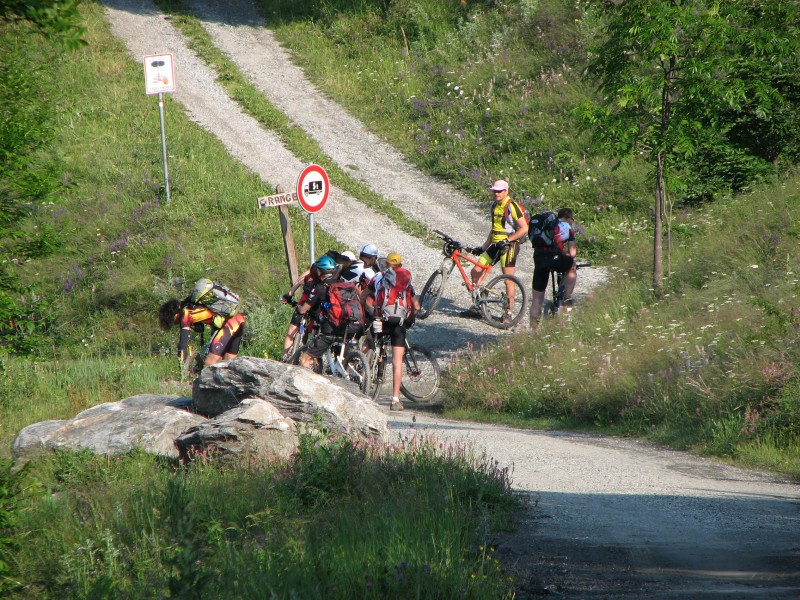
[416,230,527,329]
[290,325,371,393]
[364,329,440,403]
[544,262,592,317]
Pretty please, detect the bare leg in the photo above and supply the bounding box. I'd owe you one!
[204,353,224,367]
[502,265,516,312]
[562,265,577,300]
[392,345,404,399]
[283,323,299,353]
[470,264,486,287]
[529,289,545,330]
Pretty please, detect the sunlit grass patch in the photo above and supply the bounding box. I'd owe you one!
[10,432,520,598]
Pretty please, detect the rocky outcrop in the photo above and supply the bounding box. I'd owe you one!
[192,356,388,440]
[175,398,298,462]
[12,395,203,461]
[12,358,388,464]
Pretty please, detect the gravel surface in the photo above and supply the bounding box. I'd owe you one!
[102,1,800,597]
[391,412,800,598]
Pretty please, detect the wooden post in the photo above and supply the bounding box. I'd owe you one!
[275,185,299,284]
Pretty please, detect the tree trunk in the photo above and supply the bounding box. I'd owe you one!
[653,151,665,296]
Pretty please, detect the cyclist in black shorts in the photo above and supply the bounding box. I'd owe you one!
[529,208,577,329]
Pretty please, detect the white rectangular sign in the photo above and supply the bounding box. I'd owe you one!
[257,192,298,209]
[144,53,176,95]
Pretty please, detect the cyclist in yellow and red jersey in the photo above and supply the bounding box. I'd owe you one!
[159,289,246,370]
[464,179,529,323]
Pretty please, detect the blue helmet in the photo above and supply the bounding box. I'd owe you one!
[314,255,336,271]
[314,255,339,283]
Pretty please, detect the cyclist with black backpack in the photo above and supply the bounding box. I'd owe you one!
[529,207,577,329]
[280,249,354,360]
[158,279,246,370]
[296,255,365,370]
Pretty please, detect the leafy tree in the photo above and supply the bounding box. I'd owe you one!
[578,0,800,294]
[1,0,86,48]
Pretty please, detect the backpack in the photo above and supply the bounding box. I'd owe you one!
[326,281,365,329]
[528,211,559,249]
[190,279,240,317]
[375,267,413,325]
[490,200,529,244]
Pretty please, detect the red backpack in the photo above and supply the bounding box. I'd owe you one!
[375,267,413,325]
[326,281,365,329]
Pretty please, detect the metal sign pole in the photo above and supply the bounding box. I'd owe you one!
[158,92,171,204]
[309,214,315,266]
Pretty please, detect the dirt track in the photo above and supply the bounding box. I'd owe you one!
[102,1,800,597]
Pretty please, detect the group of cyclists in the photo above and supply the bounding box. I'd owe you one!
[280,244,420,412]
[159,178,579,408]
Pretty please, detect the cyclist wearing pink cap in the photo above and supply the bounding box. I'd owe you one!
[463,179,529,324]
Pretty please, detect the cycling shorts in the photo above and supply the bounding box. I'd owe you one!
[209,313,246,357]
[532,252,575,292]
[477,240,519,268]
[384,321,407,348]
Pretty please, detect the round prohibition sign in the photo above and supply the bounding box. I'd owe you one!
[296,164,330,214]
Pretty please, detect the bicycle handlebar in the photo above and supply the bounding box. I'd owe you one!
[431,230,465,255]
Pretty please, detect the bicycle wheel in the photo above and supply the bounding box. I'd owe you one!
[417,267,447,319]
[343,349,371,394]
[400,344,440,403]
[479,274,527,329]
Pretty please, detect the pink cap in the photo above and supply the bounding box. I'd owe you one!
[490,180,509,192]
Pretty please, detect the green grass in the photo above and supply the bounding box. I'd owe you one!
[257,0,653,232]
[6,433,518,599]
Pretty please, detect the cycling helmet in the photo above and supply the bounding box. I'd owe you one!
[315,255,338,282]
[386,252,402,267]
[315,255,336,271]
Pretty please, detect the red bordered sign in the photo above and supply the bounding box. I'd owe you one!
[296,164,330,214]
[143,53,176,95]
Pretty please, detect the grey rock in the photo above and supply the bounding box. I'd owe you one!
[192,356,388,440]
[175,398,298,462]
[12,394,203,461]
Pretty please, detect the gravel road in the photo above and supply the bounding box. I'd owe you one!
[102,1,800,597]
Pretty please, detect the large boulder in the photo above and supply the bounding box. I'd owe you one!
[192,356,388,440]
[175,398,298,462]
[12,394,203,462]
[11,358,389,464]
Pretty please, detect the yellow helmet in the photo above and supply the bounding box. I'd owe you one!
[386,252,402,266]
